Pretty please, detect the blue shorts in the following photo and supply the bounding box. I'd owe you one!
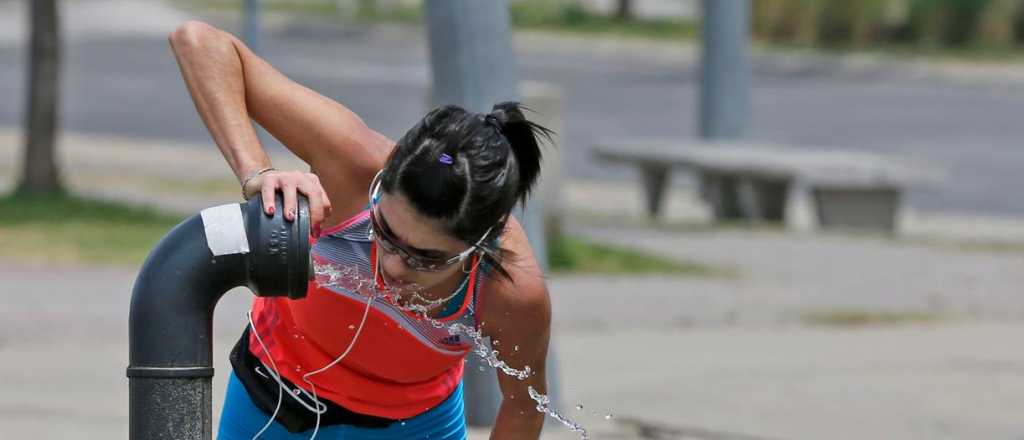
[217,372,468,439]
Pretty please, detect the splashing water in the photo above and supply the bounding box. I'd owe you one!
[312,261,591,438]
[529,387,589,440]
[313,262,533,380]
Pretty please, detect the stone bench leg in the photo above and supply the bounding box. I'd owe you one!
[639,164,670,219]
[743,177,790,222]
[812,186,900,233]
[699,172,743,220]
[700,172,790,222]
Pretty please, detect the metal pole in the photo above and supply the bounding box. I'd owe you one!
[243,0,273,151]
[423,0,560,427]
[699,0,751,140]
[243,0,261,54]
[424,0,518,111]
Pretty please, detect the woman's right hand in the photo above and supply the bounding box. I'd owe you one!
[245,170,332,236]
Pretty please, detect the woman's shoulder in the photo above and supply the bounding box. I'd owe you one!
[478,216,550,327]
[318,203,371,238]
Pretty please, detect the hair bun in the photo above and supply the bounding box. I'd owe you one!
[488,101,553,204]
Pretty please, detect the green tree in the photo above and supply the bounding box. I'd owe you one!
[18,0,64,195]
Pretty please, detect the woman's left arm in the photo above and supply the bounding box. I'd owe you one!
[482,218,552,439]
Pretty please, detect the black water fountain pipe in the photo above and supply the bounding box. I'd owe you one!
[127,194,311,440]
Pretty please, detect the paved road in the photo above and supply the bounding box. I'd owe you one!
[2,2,1024,216]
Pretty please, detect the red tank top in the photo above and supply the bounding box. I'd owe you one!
[247,209,486,419]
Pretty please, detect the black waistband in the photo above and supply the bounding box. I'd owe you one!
[229,327,397,433]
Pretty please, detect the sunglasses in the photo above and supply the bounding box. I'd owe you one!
[367,171,492,272]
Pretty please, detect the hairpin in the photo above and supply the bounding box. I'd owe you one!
[439,153,454,165]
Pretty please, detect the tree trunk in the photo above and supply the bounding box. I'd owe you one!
[616,0,634,20]
[18,0,63,195]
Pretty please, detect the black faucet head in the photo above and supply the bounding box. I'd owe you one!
[244,193,311,299]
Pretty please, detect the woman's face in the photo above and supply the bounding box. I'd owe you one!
[373,190,472,291]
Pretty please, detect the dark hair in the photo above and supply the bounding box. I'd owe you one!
[380,101,553,281]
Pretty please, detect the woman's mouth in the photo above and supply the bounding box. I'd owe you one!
[382,271,407,287]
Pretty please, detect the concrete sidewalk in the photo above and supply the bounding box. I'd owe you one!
[4,264,1024,439]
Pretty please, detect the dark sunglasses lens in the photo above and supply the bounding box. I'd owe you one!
[371,208,455,272]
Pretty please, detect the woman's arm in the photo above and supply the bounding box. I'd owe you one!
[168,21,393,227]
[481,216,552,439]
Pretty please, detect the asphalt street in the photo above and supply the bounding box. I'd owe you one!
[1,6,1023,217]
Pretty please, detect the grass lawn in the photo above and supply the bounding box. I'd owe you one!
[0,192,184,265]
[547,234,731,277]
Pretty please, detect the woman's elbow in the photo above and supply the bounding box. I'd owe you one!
[168,20,219,52]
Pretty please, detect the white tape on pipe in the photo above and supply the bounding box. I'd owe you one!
[200,204,250,256]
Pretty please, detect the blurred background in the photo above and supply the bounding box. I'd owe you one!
[2,0,1024,439]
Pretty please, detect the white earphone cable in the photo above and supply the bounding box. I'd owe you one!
[248,310,286,440]
[248,271,376,440]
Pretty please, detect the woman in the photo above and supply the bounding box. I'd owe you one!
[170,21,552,440]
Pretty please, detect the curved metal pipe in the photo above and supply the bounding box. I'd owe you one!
[127,194,310,440]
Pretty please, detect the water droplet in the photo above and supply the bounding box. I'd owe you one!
[294,365,302,372]
[576,403,584,410]
[604,414,613,420]
[292,333,300,339]
[514,345,520,351]
[493,339,500,346]
[400,421,406,426]
[348,324,356,330]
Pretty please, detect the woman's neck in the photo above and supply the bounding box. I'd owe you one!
[384,267,468,318]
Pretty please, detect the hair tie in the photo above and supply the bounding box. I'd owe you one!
[484,112,505,132]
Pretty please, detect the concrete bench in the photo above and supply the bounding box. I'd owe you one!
[593,140,943,232]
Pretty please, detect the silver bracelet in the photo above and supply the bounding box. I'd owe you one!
[241,166,276,200]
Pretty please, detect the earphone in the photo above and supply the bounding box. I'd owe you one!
[248,256,379,440]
